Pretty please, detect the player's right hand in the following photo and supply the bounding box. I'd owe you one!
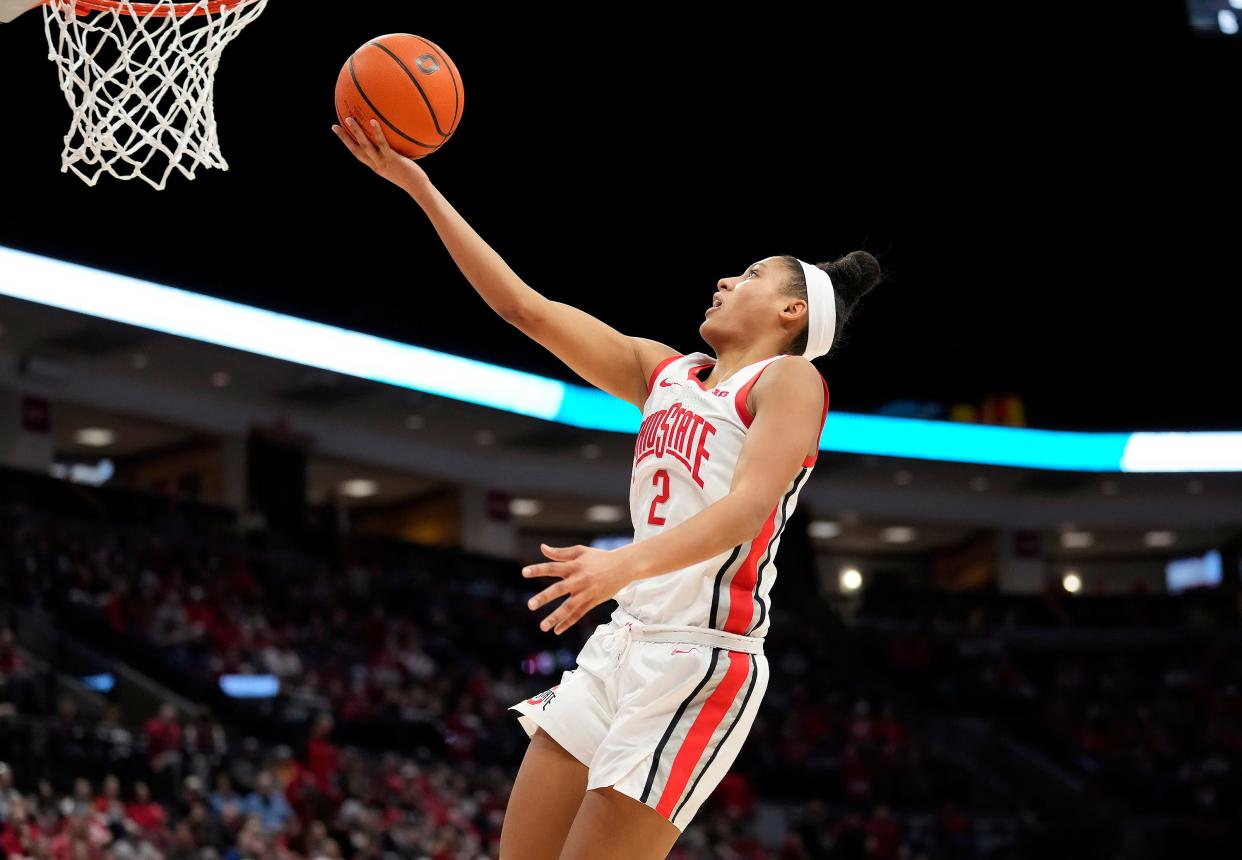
[332,116,429,194]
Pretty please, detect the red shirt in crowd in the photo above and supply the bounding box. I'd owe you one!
[125,800,167,832]
[143,717,183,765]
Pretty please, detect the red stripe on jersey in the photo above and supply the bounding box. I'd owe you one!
[805,374,830,467]
[654,650,751,819]
[722,504,779,634]
[686,362,715,390]
[644,354,685,407]
[732,358,781,428]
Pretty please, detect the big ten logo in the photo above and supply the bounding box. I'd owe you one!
[712,389,729,397]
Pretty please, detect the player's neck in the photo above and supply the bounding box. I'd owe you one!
[702,345,786,387]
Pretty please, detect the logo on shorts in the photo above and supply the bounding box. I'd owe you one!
[526,684,560,710]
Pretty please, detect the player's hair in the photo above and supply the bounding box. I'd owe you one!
[779,251,883,357]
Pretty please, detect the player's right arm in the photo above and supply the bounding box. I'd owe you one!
[332,115,680,410]
[508,308,680,411]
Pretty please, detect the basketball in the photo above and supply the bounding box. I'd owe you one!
[335,33,463,159]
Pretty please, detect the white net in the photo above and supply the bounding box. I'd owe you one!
[41,0,269,190]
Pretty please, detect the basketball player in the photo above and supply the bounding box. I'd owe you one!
[333,116,881,860]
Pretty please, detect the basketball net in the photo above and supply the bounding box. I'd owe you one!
[40,0,269,190]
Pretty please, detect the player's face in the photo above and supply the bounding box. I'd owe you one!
[702,256,789,331]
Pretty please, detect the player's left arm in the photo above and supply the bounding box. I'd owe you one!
[724,356,826,526]
[521,357,826,635]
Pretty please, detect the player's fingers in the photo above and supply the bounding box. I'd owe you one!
[541,543,586,560]
[346,117,381,163]
[550,599,584,635]
[526,581,568,611]
[365,119,393,156]
[342,116,367,146]
[521,562,567,580]
[541,599,575,634]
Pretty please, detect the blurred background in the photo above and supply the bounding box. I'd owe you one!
[0,2,1240,859]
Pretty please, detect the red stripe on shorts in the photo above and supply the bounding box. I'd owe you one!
[654,650,751,819]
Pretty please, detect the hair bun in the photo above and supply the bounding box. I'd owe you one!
[846,250,882,294]
[823,250,882,299]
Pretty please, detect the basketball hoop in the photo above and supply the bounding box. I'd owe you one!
[38,0,269,190]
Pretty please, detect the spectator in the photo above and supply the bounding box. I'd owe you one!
[0,762,21,820]
[124,782,165,834]
[92,776,125,830]
[209,774,242,820]
[303,716,339,796]
[142,704,183,794]
[243,771,292,835]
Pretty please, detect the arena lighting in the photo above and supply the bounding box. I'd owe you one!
[73,427,115,447]
[80,673,115,693]
[586,504,623,523]
[1144,530,1176,548]
[840,568,863,592]
[1167,549,1223,593]
[881,526,916,544]
[4,243,1242,472]
[1062,572,1083,593]
[509,498,542,517]
[808,520,841,539]
[1189,0,1242,36]
[49,458,115,486]
[1121,433,1242,473]
[339,479,378,498]
[1061,530,1095,549]
[0,245,566,421]
[219,675,280,698]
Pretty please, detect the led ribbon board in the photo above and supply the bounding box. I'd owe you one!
[2,244,1240,472]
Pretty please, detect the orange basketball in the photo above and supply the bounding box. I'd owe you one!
[335,33,463,159]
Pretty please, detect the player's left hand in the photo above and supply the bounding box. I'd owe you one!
[332,116,429,195]
[522,543,632,635]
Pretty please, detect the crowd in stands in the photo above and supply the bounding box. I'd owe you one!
[861,589,1242,855]
[857,586,1241,631]
[11,467,1239,857]
[0,728,514,860]
[0,671,1020,860]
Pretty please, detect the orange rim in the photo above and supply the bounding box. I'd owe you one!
[47,0,259,16]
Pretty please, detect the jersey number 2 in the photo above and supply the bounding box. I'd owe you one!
[647,469,670,526]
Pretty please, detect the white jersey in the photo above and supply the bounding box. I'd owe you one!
[613,350,829,638]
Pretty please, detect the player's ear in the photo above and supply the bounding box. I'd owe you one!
[780,296,807,321]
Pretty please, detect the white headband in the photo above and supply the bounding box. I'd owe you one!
[796,259,837,360]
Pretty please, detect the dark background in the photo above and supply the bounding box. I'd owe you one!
[0,2,1237,431]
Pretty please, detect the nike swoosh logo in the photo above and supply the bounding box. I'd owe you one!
[659,379,681,387]
[671,648,694,654]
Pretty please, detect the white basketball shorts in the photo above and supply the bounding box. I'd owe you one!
[508,606,769,831]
